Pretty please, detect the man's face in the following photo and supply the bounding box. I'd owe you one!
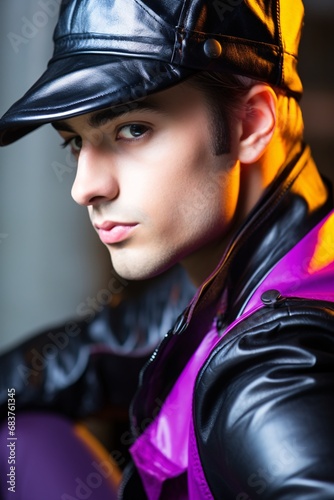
[54,83,241,285]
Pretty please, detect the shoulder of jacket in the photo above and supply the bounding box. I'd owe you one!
[193,297,334,499]
[203,296,334,374]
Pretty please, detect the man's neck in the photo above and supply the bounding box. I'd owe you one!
[238,136,303,218]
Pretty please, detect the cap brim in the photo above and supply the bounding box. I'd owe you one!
[0,54,194,146]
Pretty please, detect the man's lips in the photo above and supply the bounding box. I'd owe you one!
[94,221,138,244]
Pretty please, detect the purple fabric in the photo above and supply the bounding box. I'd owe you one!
[188,416,214,500]
[245,211,334,312]
[130,211,334,499]
[130,325,220,500]
[0,411,117,500]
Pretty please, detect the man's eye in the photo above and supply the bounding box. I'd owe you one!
[61,136,82,153]
[117,124,149,140]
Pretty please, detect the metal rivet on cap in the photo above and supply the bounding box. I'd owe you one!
[261,289,283,306]
[203,38,222,59]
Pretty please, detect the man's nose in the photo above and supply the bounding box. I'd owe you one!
[71,146,119,206]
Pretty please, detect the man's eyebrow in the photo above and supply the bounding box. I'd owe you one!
[52,100,164,132]
[88,100,164,127]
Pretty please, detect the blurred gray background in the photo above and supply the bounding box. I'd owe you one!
[0,0,333,353]
[0,0,111,353]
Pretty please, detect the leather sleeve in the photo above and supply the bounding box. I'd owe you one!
[0,266,195,419]
[194,299,334,499]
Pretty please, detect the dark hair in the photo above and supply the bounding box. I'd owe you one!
[187,72,252,155]
[187,72,304,156]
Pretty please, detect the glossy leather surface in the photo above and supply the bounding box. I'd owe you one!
[0,265,195,419]
[196,298,334,499]
[0,0,304,145]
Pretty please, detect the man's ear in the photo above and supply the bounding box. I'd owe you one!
[237,84,277,164]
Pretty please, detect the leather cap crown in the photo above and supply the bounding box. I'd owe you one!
[0,0,304,146]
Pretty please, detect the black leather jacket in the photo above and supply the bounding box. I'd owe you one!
[120,144,334,499]
[0,265,195,420]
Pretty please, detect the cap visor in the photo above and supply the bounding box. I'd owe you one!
[0,54,193,146]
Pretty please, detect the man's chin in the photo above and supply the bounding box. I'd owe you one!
[110,254,175,282]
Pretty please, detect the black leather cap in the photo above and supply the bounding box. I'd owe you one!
[0,0,304,146]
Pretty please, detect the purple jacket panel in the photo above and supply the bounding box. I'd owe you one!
[130,324,220,499]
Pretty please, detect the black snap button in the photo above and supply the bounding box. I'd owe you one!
[261,289,283,306]
[203,38,222,59]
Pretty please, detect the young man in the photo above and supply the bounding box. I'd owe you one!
[1,0,334,498]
